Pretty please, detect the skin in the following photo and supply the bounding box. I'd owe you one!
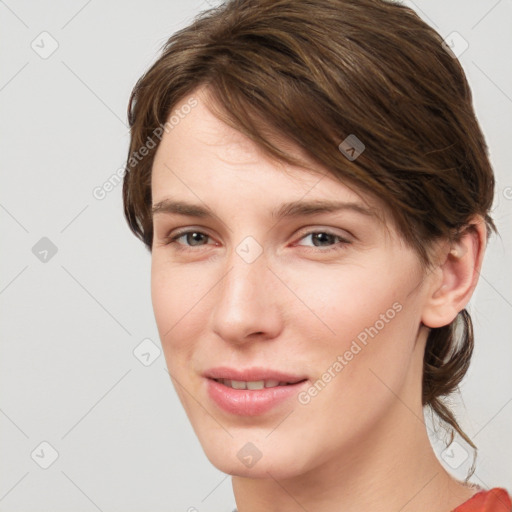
[150,85,487,512]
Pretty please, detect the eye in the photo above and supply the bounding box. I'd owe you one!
[162,227,351,253]
[295,230,352,252]
[163,229,213,249]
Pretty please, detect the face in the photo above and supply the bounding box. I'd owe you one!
[150,87,433,479]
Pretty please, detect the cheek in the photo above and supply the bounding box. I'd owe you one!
[285,262,406,348]
[150,263,207,359]
[151,265,208,411]
[289,264,418,397]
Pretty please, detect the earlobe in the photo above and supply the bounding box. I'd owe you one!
[421,216,487,329]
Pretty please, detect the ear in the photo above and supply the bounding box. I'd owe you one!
[421,215,487,329]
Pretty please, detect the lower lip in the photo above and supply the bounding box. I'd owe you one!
[206,378,308,416]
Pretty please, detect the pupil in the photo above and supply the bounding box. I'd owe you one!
[188,232,205,246]
[314,233,333,246]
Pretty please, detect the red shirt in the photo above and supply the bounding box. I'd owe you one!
[452,487,512,512]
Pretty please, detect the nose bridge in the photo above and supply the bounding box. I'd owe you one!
[220,237,269,310]
[211,236,281,341]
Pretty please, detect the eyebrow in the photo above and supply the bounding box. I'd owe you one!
[151,198,380,222]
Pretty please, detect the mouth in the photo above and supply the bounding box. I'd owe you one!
[211,378,307,390]
[203,366,308,384]
[203,368,310,416]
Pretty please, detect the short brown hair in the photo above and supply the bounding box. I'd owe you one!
[123,0,497,479]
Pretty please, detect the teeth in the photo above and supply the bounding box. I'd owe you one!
[216,379,291,389]
[247,380,265,390]
[231,380,248,389]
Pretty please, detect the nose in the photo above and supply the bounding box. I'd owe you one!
[210,246,283,346]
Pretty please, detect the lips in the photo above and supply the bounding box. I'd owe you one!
[203,366,309,416]
[203,366,307,384]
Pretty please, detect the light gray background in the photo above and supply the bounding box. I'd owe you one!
[1,1,511,511]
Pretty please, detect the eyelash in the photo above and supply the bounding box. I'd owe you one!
[162,228,352,253]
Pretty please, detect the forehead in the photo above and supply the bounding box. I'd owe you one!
[153,88,316,184]
[151,87,389,227]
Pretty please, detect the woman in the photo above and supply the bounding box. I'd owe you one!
[122,0,511,510]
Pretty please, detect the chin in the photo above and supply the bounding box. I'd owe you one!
[198,433,313,480]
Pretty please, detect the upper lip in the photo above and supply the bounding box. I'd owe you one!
[204,366,308,383]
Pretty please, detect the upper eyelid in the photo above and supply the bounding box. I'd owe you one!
[165,226,353,245]
[154,210,361,235]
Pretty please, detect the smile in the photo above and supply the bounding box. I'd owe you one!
[213,378,303,389]
[206,377,309,416]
